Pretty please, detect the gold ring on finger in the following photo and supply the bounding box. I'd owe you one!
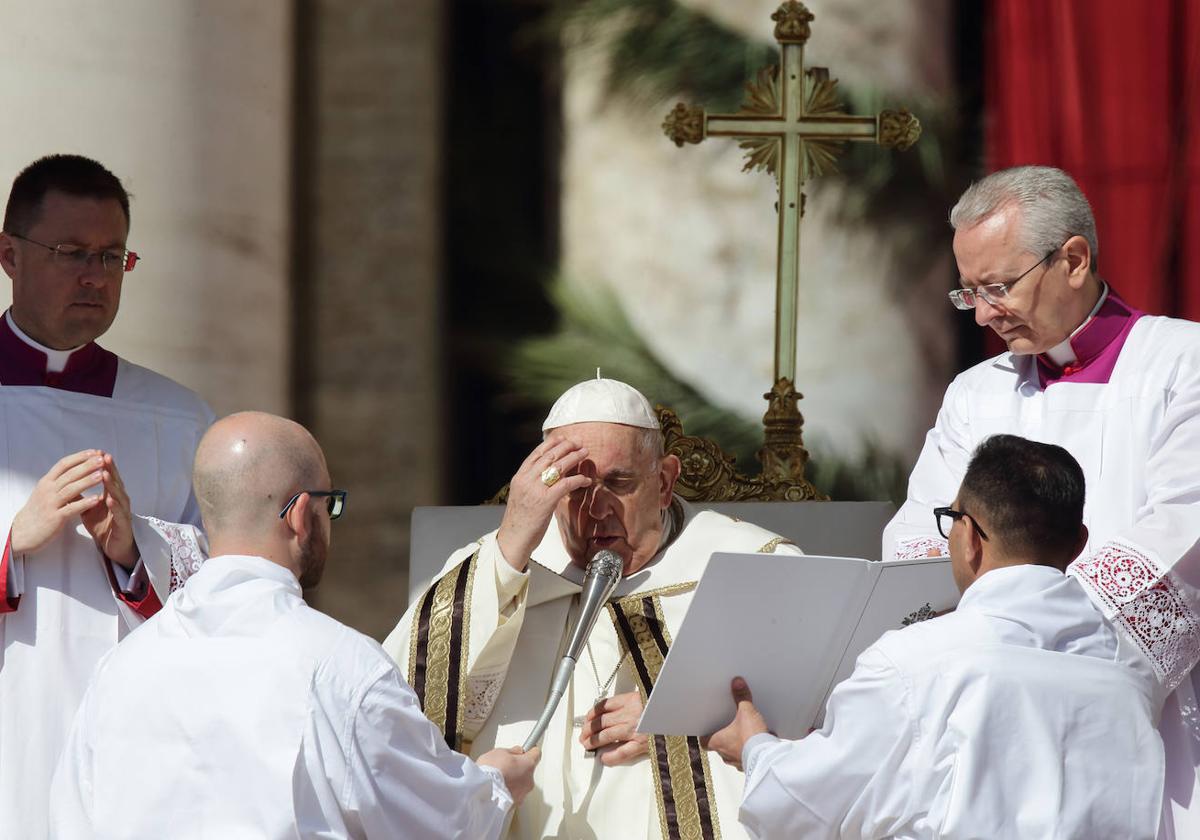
[540,465,562,487]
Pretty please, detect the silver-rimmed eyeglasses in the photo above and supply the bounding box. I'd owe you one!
[948,242,1066,310]
[6,232,139,275]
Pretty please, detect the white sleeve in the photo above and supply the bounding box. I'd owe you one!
[738,649,914,840]
[882,375,974,562]
[346,669,512,840]
[1070,347,1200,692]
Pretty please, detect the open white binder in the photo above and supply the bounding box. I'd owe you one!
[637,553,960,740]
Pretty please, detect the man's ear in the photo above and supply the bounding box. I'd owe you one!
[659,454,681,506]
[1064,234,1093,290]
[0,233,18,281]
[966,524,986,575]
[283,493,313,541]
[1071,523,1089,562]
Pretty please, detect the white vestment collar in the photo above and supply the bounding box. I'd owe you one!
[182,554,302,597]
[957,563,1118,659]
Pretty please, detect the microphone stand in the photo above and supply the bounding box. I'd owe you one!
[522,550,623,752]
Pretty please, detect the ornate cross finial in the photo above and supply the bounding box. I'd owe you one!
[879,109,922,150]
[663,103,705,147]
[772,1,815,44]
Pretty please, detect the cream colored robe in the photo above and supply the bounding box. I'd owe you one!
[384,502,801,840]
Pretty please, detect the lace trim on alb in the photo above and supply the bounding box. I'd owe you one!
[895,535,948,561]
[464,666,508,737]
[1071,539,1200,691]
[145,517,206,593]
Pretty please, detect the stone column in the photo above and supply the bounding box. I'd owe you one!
[294,0,445,639]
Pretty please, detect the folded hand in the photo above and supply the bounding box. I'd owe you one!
[11,450,106,556]
[80,452,138,570]
[579,691,649,766]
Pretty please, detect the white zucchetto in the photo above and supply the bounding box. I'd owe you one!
[542,376,659,432]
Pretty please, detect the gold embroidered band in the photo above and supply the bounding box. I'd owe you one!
[609,594,721,840]
[409,551,478,751]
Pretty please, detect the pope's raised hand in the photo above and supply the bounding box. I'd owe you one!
[579,690,649,766]
[10,450,107,556]
[80,452,139,570]
[496,436,591,572]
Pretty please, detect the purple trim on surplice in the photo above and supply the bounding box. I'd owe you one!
[1036,290,1144,389]
[0,311,117,397]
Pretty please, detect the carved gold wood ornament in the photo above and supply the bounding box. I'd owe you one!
[661,0,921,495]
[659,381,824,502]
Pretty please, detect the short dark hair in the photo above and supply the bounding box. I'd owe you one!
[959,434,1085,569]
[3,155,130,235]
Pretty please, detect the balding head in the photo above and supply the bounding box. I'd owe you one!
[194,412,329,543]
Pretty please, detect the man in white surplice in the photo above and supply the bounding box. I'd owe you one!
[0,155,211,838]
[882,165,1200,836]
[384,378,803,840]
[51,412,540,839]
[708,434,1163,839]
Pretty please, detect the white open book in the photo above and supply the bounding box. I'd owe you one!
[636,553,960,740]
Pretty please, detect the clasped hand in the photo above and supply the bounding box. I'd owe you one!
[11,449,138,569]
[579,691,650,766]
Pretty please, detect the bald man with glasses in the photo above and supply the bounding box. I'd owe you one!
[884,164,1200,837]
[52,413,539,839]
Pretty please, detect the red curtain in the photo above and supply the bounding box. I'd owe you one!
[986,0,1200,319]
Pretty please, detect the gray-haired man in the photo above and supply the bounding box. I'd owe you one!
[884,164,1200,835]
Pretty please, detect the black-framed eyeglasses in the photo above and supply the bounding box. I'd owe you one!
[278,489,347,521]
[5,231,139,275]
[933,505,988,540]
[948,240,1068,310]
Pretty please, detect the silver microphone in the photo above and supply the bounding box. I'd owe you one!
[522,549,623,751]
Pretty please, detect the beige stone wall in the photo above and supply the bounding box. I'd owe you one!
[0,1,292,418]
[297,0,445,639]
[561,0,955,462]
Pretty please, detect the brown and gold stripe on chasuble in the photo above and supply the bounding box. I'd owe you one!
[408,551,478,751]
[609,591,722,840]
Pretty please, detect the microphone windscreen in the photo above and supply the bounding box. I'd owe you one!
[587,549,623,582]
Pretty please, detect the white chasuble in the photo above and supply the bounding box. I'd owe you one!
[51,555,513,840]
[737,566,1163,840]
[883,314,1200,836]
[384,502,802,840]
[0,361,211,839]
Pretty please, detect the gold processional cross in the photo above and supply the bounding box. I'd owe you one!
[661,0,920,500]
